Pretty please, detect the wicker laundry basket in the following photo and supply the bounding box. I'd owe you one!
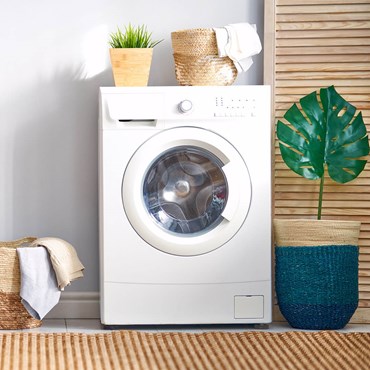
[0,237,42,329]
[171,28,237,86]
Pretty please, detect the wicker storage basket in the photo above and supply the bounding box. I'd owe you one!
[274,219,360,330]
[171,28,237,86]
[0,237,42,329]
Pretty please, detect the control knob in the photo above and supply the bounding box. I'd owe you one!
[178,100,193,114]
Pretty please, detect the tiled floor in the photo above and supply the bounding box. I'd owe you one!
[3,320,370,333]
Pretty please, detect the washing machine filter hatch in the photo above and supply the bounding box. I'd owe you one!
[143,145,228,235]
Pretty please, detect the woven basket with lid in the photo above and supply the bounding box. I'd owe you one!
[0,237,42,329]
[171,28,237,86]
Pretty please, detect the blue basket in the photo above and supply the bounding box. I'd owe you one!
[275,245,358,330]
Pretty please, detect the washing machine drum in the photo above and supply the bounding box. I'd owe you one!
[122,127,251,256]
[143,146,228,235]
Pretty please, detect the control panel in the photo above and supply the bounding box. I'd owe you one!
[214,95,257,117]
[101,86,267,123]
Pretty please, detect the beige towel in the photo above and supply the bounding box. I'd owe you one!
[30,237,84,290]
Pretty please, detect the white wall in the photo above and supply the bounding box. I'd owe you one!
[0,0,264,292]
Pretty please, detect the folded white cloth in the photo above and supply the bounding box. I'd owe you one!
[30,237,84,290]
[17,246,61,320]
[213,27,229,57]
[214,23,262,72]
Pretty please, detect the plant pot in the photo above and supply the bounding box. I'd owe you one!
[109,48,153,87]
[274,219,360,330]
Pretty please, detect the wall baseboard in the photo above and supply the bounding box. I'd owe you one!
[45,291,100,319]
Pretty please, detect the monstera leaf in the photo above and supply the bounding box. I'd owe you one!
[277,85,369,218]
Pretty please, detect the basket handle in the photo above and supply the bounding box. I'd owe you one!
[0,237,37,248]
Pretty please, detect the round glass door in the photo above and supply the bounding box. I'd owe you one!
[143,146,228,235]
[122,126,251,256]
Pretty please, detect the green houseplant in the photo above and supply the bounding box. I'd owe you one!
[108,24,163,86]
[274,85,369,329]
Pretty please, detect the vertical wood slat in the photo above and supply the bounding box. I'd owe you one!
[264,0,370,322]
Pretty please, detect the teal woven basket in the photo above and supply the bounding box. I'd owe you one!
[274,219,360,330]
[275,245,358,330]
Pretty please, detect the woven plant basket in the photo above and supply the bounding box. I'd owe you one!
[274,219,360,330]
[0,237,42,329]
[171,28,237,86]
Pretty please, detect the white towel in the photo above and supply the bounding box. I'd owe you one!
[214,23,262,72]
[213,27,229,57]
[30,237,84,291]
[17,246,61,320]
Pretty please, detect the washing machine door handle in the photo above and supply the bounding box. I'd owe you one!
[221,161,241,221]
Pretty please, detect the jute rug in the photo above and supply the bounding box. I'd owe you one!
[0,330,369,370]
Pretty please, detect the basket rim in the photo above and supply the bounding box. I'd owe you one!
[0,236,37,248]
[171,28,214,34]
[273,219,361,227]
[273,218,361,247]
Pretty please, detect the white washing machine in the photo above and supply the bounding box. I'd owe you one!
[99,86,271,326]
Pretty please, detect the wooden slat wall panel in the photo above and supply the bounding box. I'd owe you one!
[264,0,370,320]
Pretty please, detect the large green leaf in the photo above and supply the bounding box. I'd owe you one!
[277,86,369,184]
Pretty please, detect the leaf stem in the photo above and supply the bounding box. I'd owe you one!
[318,174,325,220]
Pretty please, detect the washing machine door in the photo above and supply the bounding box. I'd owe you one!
[122,127,251,256]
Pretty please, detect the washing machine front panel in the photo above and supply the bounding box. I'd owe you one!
[122,126,251,256]
[100,86,272,325]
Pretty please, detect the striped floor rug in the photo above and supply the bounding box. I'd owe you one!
[0,330,369,370]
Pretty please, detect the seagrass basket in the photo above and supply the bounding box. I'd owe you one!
[0,237,42,329]
[171,28,237,86]
[274,219,360,330]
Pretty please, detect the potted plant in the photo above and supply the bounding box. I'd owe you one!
[108,24,163,86]
[274,85,369,329]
